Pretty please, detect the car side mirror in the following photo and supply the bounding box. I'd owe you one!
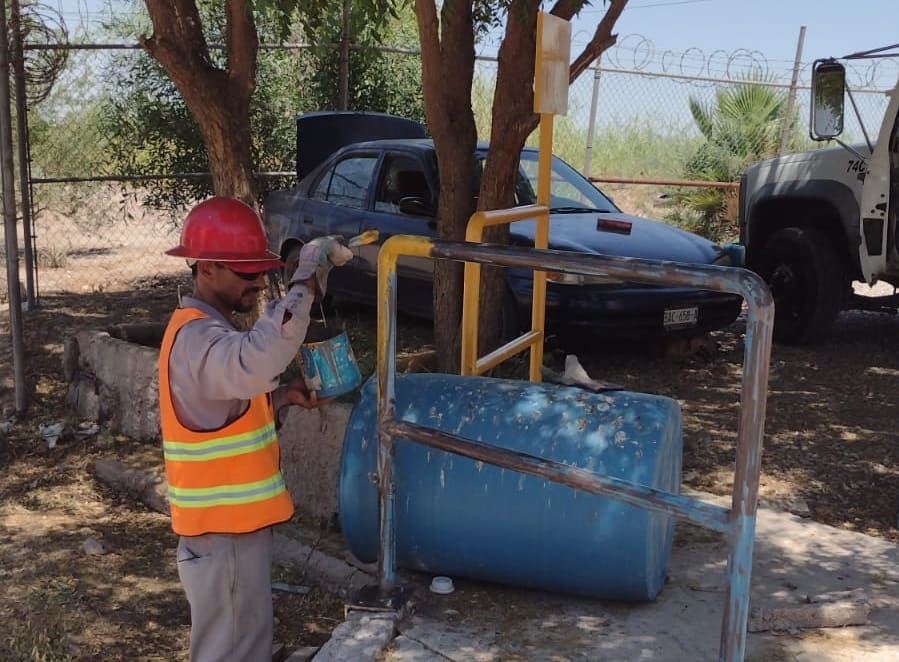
[398,196,436,217]
[810,59,846,141]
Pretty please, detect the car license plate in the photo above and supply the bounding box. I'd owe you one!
[663,306,698,329]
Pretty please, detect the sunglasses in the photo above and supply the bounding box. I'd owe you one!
[218,263,267,282]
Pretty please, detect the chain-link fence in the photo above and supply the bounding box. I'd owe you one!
[3,20,897,305]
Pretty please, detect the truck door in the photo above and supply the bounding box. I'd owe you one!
[858,78,899,282]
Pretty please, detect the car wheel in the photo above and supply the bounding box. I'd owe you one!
[755,226,846,344]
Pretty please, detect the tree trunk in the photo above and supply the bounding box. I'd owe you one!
[415,0,477,374]
[477,3,540,355]
[140,0,258,205]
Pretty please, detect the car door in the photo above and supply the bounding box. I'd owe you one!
[356,151,438,317]
[303,152,379,299]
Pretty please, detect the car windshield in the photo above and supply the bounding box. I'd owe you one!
[474,151,618,213]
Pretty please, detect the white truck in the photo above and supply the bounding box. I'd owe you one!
[739,46,899,343]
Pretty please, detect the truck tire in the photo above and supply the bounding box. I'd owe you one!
[755,226,846,344]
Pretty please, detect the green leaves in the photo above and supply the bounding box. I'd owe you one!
[92,2,422,210]
[668,78,793,242]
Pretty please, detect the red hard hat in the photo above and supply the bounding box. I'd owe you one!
[166,197,282,271]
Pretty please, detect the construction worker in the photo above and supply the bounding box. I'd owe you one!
[159,196,352,661]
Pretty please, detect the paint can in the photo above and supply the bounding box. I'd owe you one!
[299,324,362,399]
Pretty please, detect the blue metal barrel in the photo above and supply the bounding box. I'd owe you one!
[338,374,682,601]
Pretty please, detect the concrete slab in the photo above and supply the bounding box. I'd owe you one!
[279,402,353,529]
[312,611,398,661]
[64,330,160,441]
[375,502,898,661]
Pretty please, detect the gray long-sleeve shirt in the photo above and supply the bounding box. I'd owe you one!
[167,285,314,431]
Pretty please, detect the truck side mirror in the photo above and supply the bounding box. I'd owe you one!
[810,60,846,141]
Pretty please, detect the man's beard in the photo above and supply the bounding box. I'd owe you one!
[233,287,261,313]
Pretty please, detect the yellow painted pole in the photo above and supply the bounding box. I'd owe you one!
[460,10,569,381]
[461,257,482,376]
[461,206,549,376]
[531,114,553,382]
[377,235,434,400]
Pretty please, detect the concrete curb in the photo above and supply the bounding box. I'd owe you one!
[272,530,374,599]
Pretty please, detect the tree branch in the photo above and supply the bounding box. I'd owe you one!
[564,0,629,83]
[413,0,442,121]
[548,0,583,21]
[225,0,258,98]
[142,0,211,68]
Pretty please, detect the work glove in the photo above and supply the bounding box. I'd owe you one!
[289,235,354,297]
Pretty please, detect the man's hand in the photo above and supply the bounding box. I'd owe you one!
[289,236,354,296]
[283,379,333,409]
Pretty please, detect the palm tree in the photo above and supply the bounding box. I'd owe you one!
[668,80,792,241]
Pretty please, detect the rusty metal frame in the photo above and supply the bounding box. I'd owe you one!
[375,235,773,662]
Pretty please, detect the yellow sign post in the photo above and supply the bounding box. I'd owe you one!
[461,12,571,381]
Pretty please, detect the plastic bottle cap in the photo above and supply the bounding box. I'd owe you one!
[429,576,455,594]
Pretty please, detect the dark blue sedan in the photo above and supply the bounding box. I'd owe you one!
[263,139,742,338]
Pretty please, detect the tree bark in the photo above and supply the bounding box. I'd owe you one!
[415,0,477,374]
[477,2,540,355]
[140,0,259,204]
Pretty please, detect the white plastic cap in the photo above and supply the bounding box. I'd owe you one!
[429,576,455,595]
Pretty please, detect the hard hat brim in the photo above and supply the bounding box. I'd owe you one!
[221,258,284,272]
[165,245,283,271]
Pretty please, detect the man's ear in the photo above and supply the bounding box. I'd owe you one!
[195,260,217,278]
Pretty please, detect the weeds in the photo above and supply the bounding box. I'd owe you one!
[37,244,69,269]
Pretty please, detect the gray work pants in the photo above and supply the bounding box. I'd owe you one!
[176,528,273,662]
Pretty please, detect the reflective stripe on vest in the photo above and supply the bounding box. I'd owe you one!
[159,307,294,536]
[163,420,277,462]
[167,473,287,509]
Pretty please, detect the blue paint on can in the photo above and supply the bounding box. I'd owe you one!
[299,326,362,399]
[339,374,682,601]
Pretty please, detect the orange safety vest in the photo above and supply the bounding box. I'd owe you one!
[158,307,294,536]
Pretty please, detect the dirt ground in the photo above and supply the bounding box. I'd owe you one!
[0,277,347,661]
[1,201,897,658]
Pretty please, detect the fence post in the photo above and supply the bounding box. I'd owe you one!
[0,0,27,414]
[583,56,602,175]
[10,0,35,309]
[778,25,806,156]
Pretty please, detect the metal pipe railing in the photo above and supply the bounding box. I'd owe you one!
[375,236,773,662]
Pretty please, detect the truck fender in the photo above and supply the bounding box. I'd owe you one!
[744,179,860,273]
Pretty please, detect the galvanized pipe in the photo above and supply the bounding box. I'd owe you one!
[376,236,432,592]
[376,237,773,662]
[0,0,26,414]
[590,175,741,189]
[719,279,774,661]
[10,0,34,308]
